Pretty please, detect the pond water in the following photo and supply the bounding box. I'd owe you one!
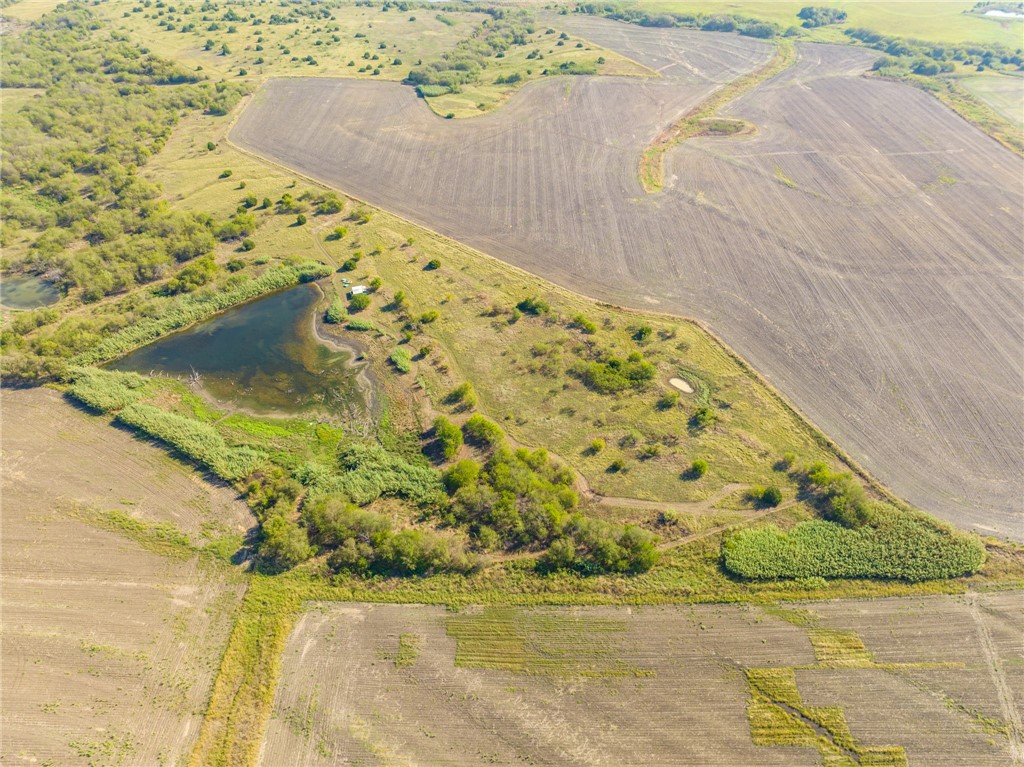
[112,284,368,417]
[0,275,61,310]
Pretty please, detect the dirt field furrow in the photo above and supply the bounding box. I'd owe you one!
[231,17,1023,539]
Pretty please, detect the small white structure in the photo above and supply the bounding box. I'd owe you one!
[349,285,368,297]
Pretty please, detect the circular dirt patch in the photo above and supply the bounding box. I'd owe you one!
[669,377,693,394]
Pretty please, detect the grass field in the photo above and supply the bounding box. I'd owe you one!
[960,73,1024,128]
[1,0,64,21]
[230,16,1024,539]
[634,0,1024,46]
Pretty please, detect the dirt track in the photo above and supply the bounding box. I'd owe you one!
[231,18,1023,539]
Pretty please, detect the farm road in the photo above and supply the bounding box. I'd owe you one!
[232,18,1024,539]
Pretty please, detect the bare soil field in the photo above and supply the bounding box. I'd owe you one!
[231,17,1024,540]
[0,388,252,766]
[258,594,1022,766]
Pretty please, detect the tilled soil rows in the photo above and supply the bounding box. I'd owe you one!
[0,389,252,766]
[259,595,1023,766]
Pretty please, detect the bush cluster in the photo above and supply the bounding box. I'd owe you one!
[539,517,659,574]
[304,496,474,576]
[570,351,655,394]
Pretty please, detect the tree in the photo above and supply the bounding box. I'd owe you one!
[443,459,480,493]
[433,416,464,460]
[349,293,371,311]
[259,514,313,571]
[324,296,346,324]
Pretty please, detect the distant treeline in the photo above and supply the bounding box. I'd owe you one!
[572,3,781,39]
[572,2,1022,74]
[848,27,1023,75]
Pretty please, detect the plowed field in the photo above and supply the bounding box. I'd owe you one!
[0,389,253,766]
[231,17,1024,539]
[259,594,1023,766]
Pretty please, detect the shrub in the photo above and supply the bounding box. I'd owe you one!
[638,444,661,460]
[433,416,464,460]
[722,506,985,582]
[258,513,313,571]
[541,517,658,574]
[754,485,783,507]
[295,214,307,226]
[317,194,343,214]
[445,381,477,408]
[347,318,374,331]
[226,258,246,272]
[657,391,680,410]
[219,169,233,178]
[240,238,255,251]
[589,438,605,454]
[425,258,441,270]
[570,314,597,334]
[802,462,872,527]
[390,347,412,373]
[462,414,504,446]
[329,226,348,240]
[164,256,217,295]
[324,296,346,324]
[691,406,717,430]
[349,293,371,311]
[340,258,358,272]
[633,324,653,342]
[608,459,626,473]
[517,296,550,315]
[419,310,440,324]
[690,459,708,478]
[443,459,480,493]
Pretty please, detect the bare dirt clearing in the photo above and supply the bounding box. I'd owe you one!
[1,388,252,766]
[258,595,1022,766]
[232,18,1024,539]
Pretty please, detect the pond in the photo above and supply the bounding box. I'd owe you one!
[0,275,61,310]
[112,284,370,418]
[983,9,1024,17]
